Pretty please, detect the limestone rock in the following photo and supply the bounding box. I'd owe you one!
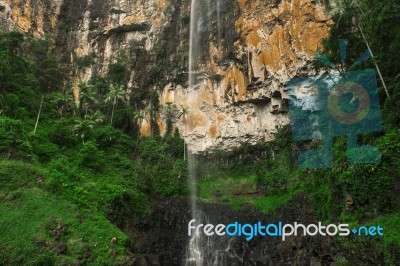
[2,0,332,153]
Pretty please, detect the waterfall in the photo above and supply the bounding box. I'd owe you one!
[186,0,201,264]
[185,1,230,265]
[186,153,203,266]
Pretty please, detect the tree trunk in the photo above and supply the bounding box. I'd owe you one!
[184,117,188,160]
[34,95,44,135]
[109,98,116,141]
[136,118,142,145]
[358,25,391,100]
[110,100,115,126]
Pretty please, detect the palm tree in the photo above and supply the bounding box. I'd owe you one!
[78,82,97,116]
[178,107,189,160]
[162,103,180,135]
[51,91,73,117]
[86,110,105,124]
[105,84,126,126]
[163,103,179,118]
[72,118,95,145]
[178,107,189,120]
[133,109,146,144]
[72,111,104,145]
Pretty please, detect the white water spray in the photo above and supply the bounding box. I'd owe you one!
[185,1,233,265]
[185,0,202,264]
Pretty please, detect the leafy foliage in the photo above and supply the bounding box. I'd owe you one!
[0,30,188,264]
[76,52,96,70]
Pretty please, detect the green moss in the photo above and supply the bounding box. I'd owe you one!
[252,192,297,214]
[0,160,46,191]
[369,213,400,264]
[0,181,128,265]
[198,175,296,213]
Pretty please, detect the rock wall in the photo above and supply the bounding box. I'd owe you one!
[1,0,332,153]
[160,0,332,153]
[0,0,62,37]
[127,196,341,265]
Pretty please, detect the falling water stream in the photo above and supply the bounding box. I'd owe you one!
[185,0,202,264]
[185,0,228,265]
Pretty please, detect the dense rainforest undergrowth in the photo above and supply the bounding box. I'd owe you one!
[0,30,188,265]
[0,0,399,265]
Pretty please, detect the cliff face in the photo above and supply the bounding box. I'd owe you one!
[0,0,62,37]
[162,0,332,152]
[0,0,332,153]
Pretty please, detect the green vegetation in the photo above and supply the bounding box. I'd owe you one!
[0,161,130,265]
[0,0,399,264]
[76,52,96,70]
[180,14,190,25]
[198,175,297,213]
[0,31,187,264]
[314,1,400,261]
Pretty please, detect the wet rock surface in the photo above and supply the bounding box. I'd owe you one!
[125,194,341,266]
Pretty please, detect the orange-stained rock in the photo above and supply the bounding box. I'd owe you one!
[159,0,331,153]
[140,119,151,138]
[224,66,247,102]
[208,124,217,139]
[236,0,332,73]
[2,0,332,153]
[2,0,62,37]
[187,111,206,132]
